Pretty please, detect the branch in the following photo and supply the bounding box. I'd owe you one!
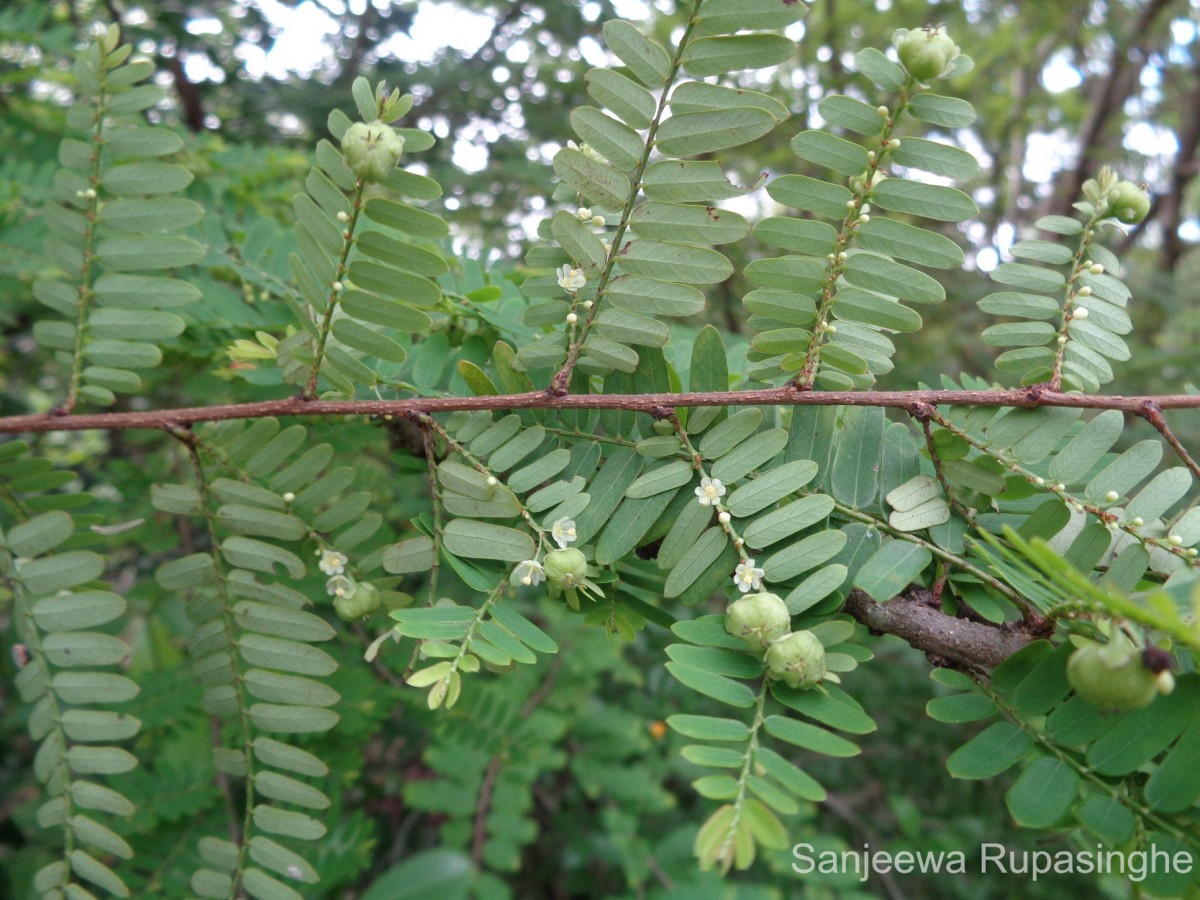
[843,589,1045,671]
[2,387,1197,434]
[1139,401,1200,480]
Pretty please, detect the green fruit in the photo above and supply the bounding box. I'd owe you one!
[544,548,587,587]
[1108,180,1150,224]
[725,592,791,651]
[341,119,405,183]
[895,26,959,81]
[334,591,371,620]
[1066,632,1158,711]
[764,630,826,690]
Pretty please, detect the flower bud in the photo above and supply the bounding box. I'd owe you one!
[725,592,791,651]
[764,630,826,689]
[543,548,587,587]
[341,119,405,183]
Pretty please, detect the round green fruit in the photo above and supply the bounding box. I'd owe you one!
[544,548,587,587]
[1066,633,1158,711]
[1108,180,1150,224]
[764,630,826,690]
[725,592,791,651]
[341,119,405,183]
[895,26,959,81]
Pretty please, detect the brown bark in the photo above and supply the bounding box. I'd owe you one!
[844,589,1043,671]
[7,387,1199,435]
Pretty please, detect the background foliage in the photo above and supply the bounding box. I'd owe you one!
[1,1,1200,897]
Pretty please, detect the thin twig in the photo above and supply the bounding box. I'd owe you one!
[910,403,974,525]
[1139,400,1200,480]
[2,387,1198,434]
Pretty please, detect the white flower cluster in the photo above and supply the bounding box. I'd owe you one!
[694,475,768,593]
[318,548,356,599]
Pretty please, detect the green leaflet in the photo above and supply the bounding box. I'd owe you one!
[570,106,643,172]
[602,19,671,88]
[554,146,631,210]
[692,0,808,36]
[856,217,964,269]
[870,178,978,222]
[586,68,655,130]
[670,81,789,122]
[767,174,853,218]
[818,94,887,135]
[630,201,750,244]
[791,130,870,176]
[655,107,778,157]
[830,406,885,509]
[642,160,762,202]
[618,239,733,284]
[681,34,796,77]
[852,540,932,601]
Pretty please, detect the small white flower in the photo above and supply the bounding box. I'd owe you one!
[582,300,593,309]
[512,558,545,587]
[576,206,593,221]
[1168,534,1184,546]
[566,312,578,325]
[718,511,731,525]
[557,264,586,294]
[282,491,296,503]
[1131,517,1145,527]
[591,215,606,227]
[1033,476,1045,486]
[325,573,356,598]
[1104,490,1119,502]
[695,476,726,506]
[1077,286,1092,297]
[486,475,498,487]
[551,517,578,549]
[1089,262,1104,275]
[858,213,870,224]
[1073,307,1089,320]
[319,549,348,576]
[733,559,765,593]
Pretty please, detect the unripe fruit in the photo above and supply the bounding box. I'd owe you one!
[895,26,959,81]
[1107,180,1150,224]
[652,420,674,436]
[725,592,791,651]
[764,630,826,689]
[341,119,405,183]
[1066,631,1160,711]
[544,548,587,587]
